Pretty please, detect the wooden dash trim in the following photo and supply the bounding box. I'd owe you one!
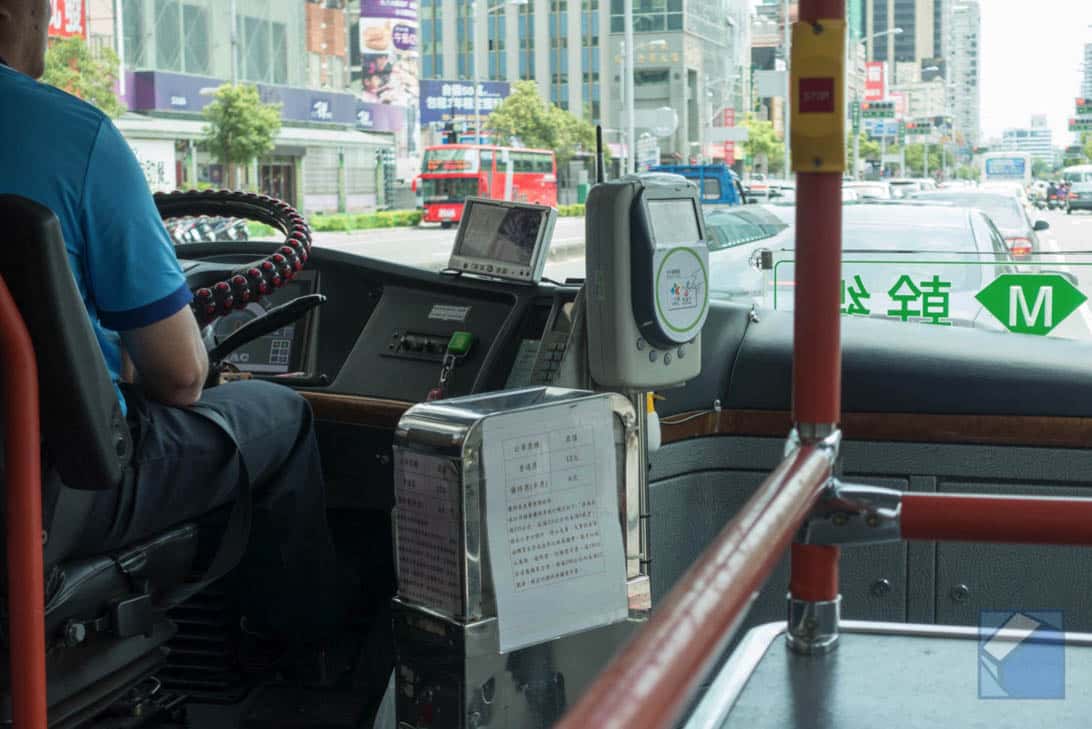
[661,409,1092,449]
[301,392,412,429]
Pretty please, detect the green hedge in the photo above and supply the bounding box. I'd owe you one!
[305,210,424,233]
[558,204,585,217]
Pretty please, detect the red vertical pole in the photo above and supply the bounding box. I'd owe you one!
[793,0,845,430]
[0,276,48,729]
[789,0,846,644]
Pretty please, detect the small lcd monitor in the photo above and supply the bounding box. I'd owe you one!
[449,198,557,283]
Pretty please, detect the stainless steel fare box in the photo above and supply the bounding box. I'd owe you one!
[392,387,642,639]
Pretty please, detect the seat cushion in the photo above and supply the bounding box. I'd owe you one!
[44,523,198,643]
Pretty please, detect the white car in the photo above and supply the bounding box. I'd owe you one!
[843,181,894,200]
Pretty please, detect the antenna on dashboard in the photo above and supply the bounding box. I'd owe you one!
[595,125,606,183]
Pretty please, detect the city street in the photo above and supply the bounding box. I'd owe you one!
[1032,207,1092,339]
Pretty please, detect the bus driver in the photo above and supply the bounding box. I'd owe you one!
[0,0,348,679]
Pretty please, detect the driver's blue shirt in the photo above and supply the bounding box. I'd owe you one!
[0,63,192,415]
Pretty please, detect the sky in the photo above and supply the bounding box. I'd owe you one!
[978,0,1092,144]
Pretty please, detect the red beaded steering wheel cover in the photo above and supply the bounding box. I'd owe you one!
[154,190,313,327]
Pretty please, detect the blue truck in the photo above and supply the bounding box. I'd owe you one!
[649,163,745,206]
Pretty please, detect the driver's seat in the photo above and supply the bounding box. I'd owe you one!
[0,195,216,727]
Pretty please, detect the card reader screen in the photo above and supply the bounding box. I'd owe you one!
[647,198,701,244]
[455,202,545,265]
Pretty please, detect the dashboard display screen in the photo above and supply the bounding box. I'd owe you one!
[211,274,316,374]
[454,201,546,265]
[647,198,701,244]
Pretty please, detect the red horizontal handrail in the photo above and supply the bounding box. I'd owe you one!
[0,274,48,729]
[902,493,1092,545]
[554,442,835,729]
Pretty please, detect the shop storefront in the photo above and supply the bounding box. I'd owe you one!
[116,70,403,214]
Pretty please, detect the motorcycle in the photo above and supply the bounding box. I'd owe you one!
[167,216,250,245]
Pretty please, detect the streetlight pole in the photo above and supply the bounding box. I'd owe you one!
[624,0,636,174]
[229,0,238,84]
[473,1,481,144]
[782,0,790,178]
[473,0,526,145]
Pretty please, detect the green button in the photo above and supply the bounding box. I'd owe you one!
[447,331,473,355]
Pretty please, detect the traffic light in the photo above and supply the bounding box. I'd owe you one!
[861,101,895,119]
[1077,98,1092,117]
[1070,117,1092,132]
[442,122,458,144]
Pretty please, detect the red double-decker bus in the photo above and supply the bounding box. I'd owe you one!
[418,144,558,227]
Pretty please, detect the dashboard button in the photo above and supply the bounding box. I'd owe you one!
[648,350,658,363]
[664,352,673,365]
[636,338,646,351]
[677,346,686,359]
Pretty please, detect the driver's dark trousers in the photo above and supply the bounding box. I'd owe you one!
[74,379,342,644]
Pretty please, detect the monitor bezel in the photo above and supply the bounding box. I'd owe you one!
[448,197,558,284]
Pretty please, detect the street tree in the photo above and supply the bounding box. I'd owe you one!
[742,117,784,175]
[202,84,282,189]
[42,36,125,118]
[904,143,943,177]
[486,81,597,166]
[1032,159,1054,179]
[954,164,980,182]
[1083,132,1092,164]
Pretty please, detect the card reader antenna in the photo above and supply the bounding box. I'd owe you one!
[595,125,606,183]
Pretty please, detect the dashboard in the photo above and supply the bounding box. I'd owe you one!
[182,246,580,403]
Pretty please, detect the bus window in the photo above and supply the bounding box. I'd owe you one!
[480,150,494,174]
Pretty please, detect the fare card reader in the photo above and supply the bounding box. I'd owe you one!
[586,174,709,389]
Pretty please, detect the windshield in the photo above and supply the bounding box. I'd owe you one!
[63,0,1092,329]
[912,193,1027,229]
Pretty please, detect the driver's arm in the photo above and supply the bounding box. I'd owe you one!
[120,308,208,407]
[79,118,205,407]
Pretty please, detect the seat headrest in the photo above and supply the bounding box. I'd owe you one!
[0,195,131,490]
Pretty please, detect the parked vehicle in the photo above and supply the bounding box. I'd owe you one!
[650,164,744,206]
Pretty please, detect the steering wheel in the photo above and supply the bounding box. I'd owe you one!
[154,189,314,328]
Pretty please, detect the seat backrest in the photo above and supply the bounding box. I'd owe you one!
[0,195,132,490]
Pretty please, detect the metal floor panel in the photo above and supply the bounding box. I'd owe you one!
[685,621,1092,729]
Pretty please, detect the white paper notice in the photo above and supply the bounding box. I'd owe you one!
[394,448,463,617]
[482,397,628,653]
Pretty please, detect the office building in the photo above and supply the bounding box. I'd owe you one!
[863,0,942,84]
[1000,115,1054,163]
[419,0,750,162]
[419,0,609,122]
[889,64,946,119]
[946,0,980,148]
[1083,43,1092,99]
[80,0,398,215]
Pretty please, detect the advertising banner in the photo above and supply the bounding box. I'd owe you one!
[49,0,86,39]
[419,80,512,124]
[361,0,419,108]
[864,61,886,101]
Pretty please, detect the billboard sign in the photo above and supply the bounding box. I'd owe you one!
[360,0,419,108]
[864,61,886,101]
[419,80,511,124]
[49,0,86,39]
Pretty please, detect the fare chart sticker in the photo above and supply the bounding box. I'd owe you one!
[482,397,628,653]
[393,448,463,617]
[653,244,710,343]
